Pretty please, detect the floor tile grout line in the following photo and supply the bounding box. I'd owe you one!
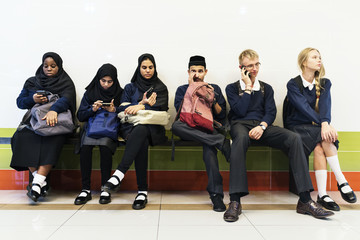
[243,213,267,240]
[156,191,163,240]
[46,204,85,239]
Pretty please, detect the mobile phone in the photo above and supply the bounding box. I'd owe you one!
[36,90,47,96]
[145,86,154,98]
[241,66,251,78]
[101,102,111,107]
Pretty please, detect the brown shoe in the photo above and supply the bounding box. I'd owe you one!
[223,201,242,222]
[296,199,334,219]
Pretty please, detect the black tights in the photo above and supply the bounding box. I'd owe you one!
[80,145,113,190]
[117,125,150,191]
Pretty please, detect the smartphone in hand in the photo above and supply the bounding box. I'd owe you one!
[36,90,47,96]
[145,86,154,98]
[101,102,111,107]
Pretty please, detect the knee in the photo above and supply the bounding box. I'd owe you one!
[314,144,325,156]
[232,133,249,146]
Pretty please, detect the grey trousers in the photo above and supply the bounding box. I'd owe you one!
[172,120,225,196]
[229,120,314,197]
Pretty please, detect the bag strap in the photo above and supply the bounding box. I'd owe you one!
[293,75,304,94]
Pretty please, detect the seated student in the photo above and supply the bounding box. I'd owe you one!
[285,47,357,211]
[74,63,123,205]
[172,55,231,212]
[103,53,168,210]
[224,49,333,222]
[11,52,76,202]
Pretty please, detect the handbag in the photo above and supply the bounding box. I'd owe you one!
[118,110,170,126]
[86,109,119,141]
[30,94,75,136]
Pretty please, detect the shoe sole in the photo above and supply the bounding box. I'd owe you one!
[99,199,111,204]
[316,200,340,211]
[296,209,334,219]
[223,217,239,222]
[26,192,39,202]
[74,197,92,205]
[213,207,226,212]
[132,200,148,210]
[103,185,120,193]
[340,193,357,203]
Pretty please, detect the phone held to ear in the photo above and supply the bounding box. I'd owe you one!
[241,66,251,78]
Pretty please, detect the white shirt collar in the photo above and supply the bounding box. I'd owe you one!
[300,75,315,91]
[239,78,260,91]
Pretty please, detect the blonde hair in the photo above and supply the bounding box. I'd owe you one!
[297,47,325,112]
[239,49,259,65]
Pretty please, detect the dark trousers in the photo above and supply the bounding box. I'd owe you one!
[229,120,313,197]
[117,125,149,191]
[80,145,113,190]
[172,120,224,196]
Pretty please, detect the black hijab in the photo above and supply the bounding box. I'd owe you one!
[85,63,123,106]
[23,52,76,113]
[130,53,168,111]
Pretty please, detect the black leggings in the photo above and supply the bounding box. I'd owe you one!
[80,145,113,190]
[117,125,150,191]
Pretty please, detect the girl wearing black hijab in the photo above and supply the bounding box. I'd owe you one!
[103,53,169,210]
[11,52,76,202]
[74,63,123,205]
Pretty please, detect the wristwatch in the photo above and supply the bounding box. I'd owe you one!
[259,124,266,131]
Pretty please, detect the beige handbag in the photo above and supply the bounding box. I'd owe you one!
[118,110,170,126]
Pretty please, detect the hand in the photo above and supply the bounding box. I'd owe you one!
[241,67,252,86]
[42,110,58,127]
[139,92,157,106]
[102,99,116,112]
[124,104,145,115]
[321,122,338,142]
[33,93,48,104]
[249,126,264,140]
[92,100,102,112]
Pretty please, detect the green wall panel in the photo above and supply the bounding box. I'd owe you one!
[1,129,359,171]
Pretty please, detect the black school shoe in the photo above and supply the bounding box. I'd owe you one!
[338,182,357,203]
[27,183,50,198]
[210,194,226,212]
[103,175,121,192]
[317,195,340,211]
[99,192,111,204]
[74,190,92,205]
[132,193,148,210]
[26,183,42,202]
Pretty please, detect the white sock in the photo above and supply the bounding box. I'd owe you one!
[315,170,328,199]
[32,171,37,177]
[326,155,352,193]
[78,190,90,197]
[101,191,110,197]
[136,191,148,200]
[32,174,46,194]
[108,170,124,185]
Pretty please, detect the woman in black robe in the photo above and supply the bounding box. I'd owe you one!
[11,52,76,202]
[103,53,168,209]
[74,63,123,205]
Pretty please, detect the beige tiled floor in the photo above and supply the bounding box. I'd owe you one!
[0,190,359,240]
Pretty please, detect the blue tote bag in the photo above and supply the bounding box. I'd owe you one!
[86,109,119,141]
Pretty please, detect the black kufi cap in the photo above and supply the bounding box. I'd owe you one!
[188,55,206,69]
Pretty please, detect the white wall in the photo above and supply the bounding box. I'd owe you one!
[1,0,359,131]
